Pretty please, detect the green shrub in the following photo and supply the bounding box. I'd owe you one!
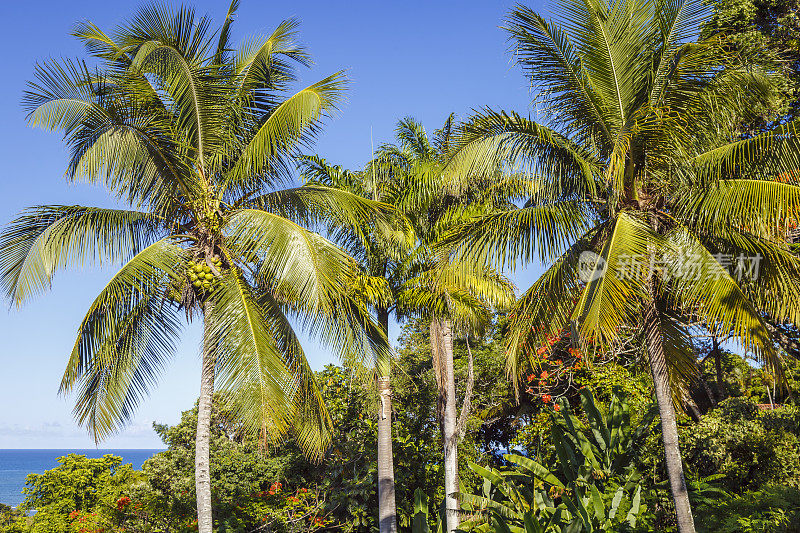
[683,398,800,492]
[695,486,800,533]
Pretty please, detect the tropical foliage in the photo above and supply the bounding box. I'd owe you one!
[302,116,516,533]
[3,326,800,532]
[459,389,650,533]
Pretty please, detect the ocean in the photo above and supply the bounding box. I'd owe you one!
[0,449,163,508]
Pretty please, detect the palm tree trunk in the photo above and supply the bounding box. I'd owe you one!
[196,309,216,533]
[376,309,397,533]
[643,288,695,533]
[438,318,460,533]
[712,336,724,401]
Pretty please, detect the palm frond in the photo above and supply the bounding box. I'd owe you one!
[445,200,593,269]
[503,5,614,143]
[224,208,389,371]
[691,226,800,324]
[214,0,240,65]
[207,270,332,460]
[23,58,105,134]
[132,40,227,179]
[395,117,435,161]
[245,184,413,256]
[674,179,800,239]
[118,3,214,63]
[648,0,712,107]
[61,238,187,441]
[688,120,800,184]
[658,307,700,408]
[572,212,662,349]
[445,110,603,202]
[504,232,599,386]
[222,72,346,195]
[232,18,309,98]
[0,205,163,306]
[663,224,778,372]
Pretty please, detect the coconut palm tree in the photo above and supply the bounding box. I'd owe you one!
[0,4,393,532]
[302,116,516,533]
[444,1,800,531]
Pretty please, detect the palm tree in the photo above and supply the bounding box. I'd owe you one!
[0,4,392,532]
[445,1,800,531]
[378,117,516,533]
[303,116,515,533]
[299,151,408,533]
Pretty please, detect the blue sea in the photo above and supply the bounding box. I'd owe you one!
[0,449,163,508]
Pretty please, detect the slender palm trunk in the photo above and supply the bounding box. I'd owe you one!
[435,318,460,533]
[376,309,397,533]
[712,336,724,401]
[196,309,216,533]
[643,287,695,533]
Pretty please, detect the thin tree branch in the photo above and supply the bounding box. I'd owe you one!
[455,336,474,438]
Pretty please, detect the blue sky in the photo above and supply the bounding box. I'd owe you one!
[0,0,546,448]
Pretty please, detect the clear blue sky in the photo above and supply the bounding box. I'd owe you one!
[0,0,546,448]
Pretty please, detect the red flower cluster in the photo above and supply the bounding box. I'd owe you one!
[267,481,283,495]
[541,394,552,403]
[116,496,131,510]
[69,510,81,520]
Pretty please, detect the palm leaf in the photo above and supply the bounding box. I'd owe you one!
[0,205,163,306]
[61,238,187,441]
[663,224,777,371]
[222,73,347,194]
[207,270,332,459]
[572,212,662,349]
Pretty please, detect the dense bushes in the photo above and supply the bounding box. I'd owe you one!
[695,486,800,533]
[2,455,140,533]
[683,398,800,492]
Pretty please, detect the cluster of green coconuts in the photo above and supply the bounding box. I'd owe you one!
[187,255,223,293]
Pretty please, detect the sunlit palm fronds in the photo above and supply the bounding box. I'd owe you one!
[0,205,164,306]
[61,238,187,441]
[445,200,594,269]
[222,73,347,196]
[446,110,603,201]
[571,212,661,349]
[663,225,777,370]
[448,0,800,395]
